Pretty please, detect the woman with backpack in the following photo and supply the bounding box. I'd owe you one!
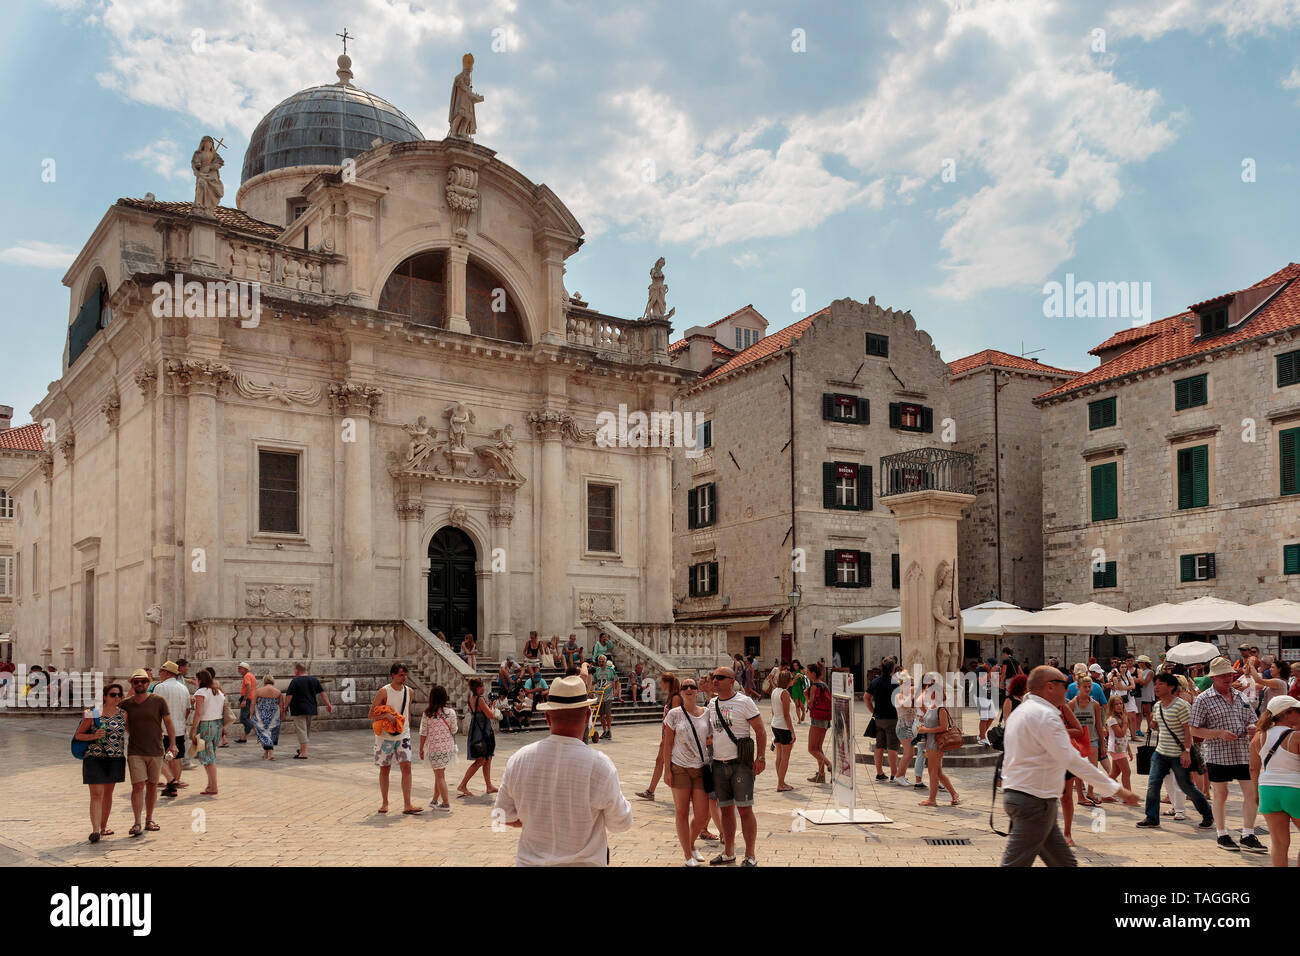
[74,682,127,843]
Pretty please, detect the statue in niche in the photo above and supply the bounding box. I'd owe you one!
[931,560,963,677]
[448,52,484,139]
[191,136,225,213]
[643,257,675,321]
[445,401,475,451]
[403,416,442,469]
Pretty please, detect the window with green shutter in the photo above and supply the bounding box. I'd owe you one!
[1088,397,1116,430]
[1282,428,1300,497]
[1284,544,1300,575]
[1090,461,1118,521]
[1093,561,1117,589]
[1174,374,1207,410]
[1176,445,1209,509]
[891,553,900,589]
[1275,349,1300,388]
[1179,552,1216,582]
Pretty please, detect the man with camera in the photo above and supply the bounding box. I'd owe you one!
[708,666,766,867]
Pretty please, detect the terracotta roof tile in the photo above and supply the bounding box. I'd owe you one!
[1086,322,1168,356]
[669,338,735,357]
[706,304,763,328]
[699,309,825,381]
[947,349,1077,377]
[1039,262,1300,401]
[0,423,46,451]
[116,198,283,239]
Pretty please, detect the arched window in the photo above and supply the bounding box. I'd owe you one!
[68,272,110,368]
[379,252,446,327]
[466,259,526,343]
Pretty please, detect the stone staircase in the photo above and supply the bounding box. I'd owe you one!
[472,657,668,734]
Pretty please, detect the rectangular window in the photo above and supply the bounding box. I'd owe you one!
[257,450,300,534]
[0,555,12,598]
[696,419,712,449]
[822,393,868,424]
[891,553,900,589]
[889,402,933,433]
[822,462,871,510]
[1088,397,1116,430]
[835,463,858,508]
[1173,374,1207,410]
[1279,349,1300,388]
[1093,561,1117,589]
[1179,552,1217,582]
[866,333,889,357]
[31,542,37,595]
[688,561,719,597]
[0,488,12,519]
[1284,544,1300,575]
[1090,461,1118,521]
[1200,307,1229,337]
[824,550,870,588]
[687,483,716,529]
[1176,444,1209,510]
[1282,427,1300,497]
[586,483,616,552]
[735,328,759,350]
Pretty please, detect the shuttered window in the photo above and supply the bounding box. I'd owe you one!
[258,451,300,534]
[1179,553,1216,582]
[1279,350,1300,388]
[1088,397,1116,430]
[687,483,716,528]
[824,550,870,588]
[0,555,12,598]
[822,393,868,424]
[1173,374,1207,410]
[1284,544,1300,575]
[1092,561,1117,589]
[1090,462,1118,521]
[822,462,872,510]
[0,488,12,520]
[688,561,719,597]
[888,402,933,433]
[1282,428,1300,497]
[1176,445,1209,510]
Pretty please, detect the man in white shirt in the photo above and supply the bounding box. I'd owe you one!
[494,675,634,866]
[154,661,192,797]
[1000,666,1138,866]
[708,666,767,867]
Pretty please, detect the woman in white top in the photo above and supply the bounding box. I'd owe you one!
[1104,694,1132,792]
[1249,694,1300,868]
[661,678,713,866]
[770,669,796,792]
[1134,658,1155,739]
[190,670,227,795]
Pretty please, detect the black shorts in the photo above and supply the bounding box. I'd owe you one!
[1207,762,1250,783]
[773,728,793,745]
[82,755,126,785]
[163,735,185,759]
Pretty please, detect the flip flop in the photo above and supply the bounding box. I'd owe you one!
[200,790,218,795]
[403,807,424,814]
[129,824,142,837]
[144,821,160,831]
[777,785,796,792]
[377,807,389,813]
[100,829,114,837]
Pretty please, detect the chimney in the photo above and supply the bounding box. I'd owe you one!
[0,405,12,432]
[682,327,718,373]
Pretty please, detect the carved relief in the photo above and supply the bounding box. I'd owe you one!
[39,450,54,480]
[396,500,425,521]
[100,394,121,429]
[144,604,163,625]
[134,366,158,399]
[395,408,526,485]
[166,358,234,395]
[445,401,475,451]
[245,585,313,618]
[445,165,479,238]
[577,592,627,622]
[473,424,523,481]
[232,372,322,406]
[448,505,468,529]
[329,381,384,416]
[528,409,597,444]
[58,431,76,464]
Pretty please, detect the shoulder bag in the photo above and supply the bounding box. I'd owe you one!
[1158,703,1204,774]
[1262,728,1295,770]
[935,708,964,751]
[714,697,755,767]
[680,704,715,792]
[71,708,101,760]
[987,701,1009,751]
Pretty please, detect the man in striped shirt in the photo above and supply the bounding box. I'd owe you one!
[1137,673,1213,829]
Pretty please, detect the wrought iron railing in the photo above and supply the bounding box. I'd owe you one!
[880,447,975,497]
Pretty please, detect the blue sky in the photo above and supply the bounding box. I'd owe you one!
[3,0,1300,421]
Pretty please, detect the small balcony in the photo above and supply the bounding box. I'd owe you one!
[880,447,976,497]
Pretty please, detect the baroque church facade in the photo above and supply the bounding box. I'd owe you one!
[9,52,686,672]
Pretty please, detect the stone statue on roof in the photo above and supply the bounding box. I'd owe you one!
[643,257,675,322]
[448,53,484,139]
[191,136,224,214]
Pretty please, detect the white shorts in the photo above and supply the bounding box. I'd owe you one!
[1124,697,1139,714]
[977,697,997,720]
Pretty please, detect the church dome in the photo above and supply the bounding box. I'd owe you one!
[240,55,424,184]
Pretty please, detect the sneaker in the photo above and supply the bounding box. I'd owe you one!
[1239,834,1267,854]
[433,803,451,813]
[1135,819,1160,828]
[875,773,888,781]
[894,777,913,787]
[709,853,736,866]
[1198,818,1215,829]
[1216,834,1240,852]
[605,731,612,740]
[741,857,758,867]
[684,857,703,867]
[692,848,705,862]
[913,780,927,788]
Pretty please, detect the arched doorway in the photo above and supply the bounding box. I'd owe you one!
[427,526,477,651]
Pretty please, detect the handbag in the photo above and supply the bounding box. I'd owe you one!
[467,698,494,759]
[935,708,964,751]
[221,695,237,728]
[680,704,715,793]
[70,709,101,760]
[864,717,878,740]
[1157,704,1204,774]
[714,697,755,767]
[1136,744,1155,775]
[987,703,1008,751]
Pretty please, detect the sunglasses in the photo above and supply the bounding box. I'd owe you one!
[107,692,123,698]
[682,685,698,690]
[713,675,734,681]
[131,679,149,684]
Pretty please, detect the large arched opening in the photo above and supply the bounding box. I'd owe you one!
[377,250,527,344]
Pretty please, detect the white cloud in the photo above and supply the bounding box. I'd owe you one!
[1285,66,1300,88]
[0,241,79,270]
[1107,0,1300,40]
[731,252,760,268]
[125,138,188,180]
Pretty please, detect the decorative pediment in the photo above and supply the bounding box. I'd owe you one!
[392,406,525,487]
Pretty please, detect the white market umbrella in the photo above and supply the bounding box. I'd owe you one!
[962,601,1036,636]
[1001,601,1132,635]
[1042,602,1076,611]
[1112,596,1251,635]
[838,607,902,636]
[1163,641,1224,665]
[1237,599,1300,635]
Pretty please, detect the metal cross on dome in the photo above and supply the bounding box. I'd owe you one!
[336,28,353,55]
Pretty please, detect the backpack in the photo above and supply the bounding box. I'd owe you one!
[71,708,101,760]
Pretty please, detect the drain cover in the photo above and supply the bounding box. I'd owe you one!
[923,837,972,846]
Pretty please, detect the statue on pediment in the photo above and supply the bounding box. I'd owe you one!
[192,136,225,214]
[403,415,443,469]
[643,257,675,322]
[446,401,475,451]
[448,53,484,139]
[475,423,523,481]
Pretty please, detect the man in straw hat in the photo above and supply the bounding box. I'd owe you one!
[1191,656,1268,853]
[493,674,633,866]
[153,661,192,797]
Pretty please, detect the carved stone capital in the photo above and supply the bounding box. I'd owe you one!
[166,358,233,396]
[100,393,121,429]
[445,165,480,239]
[39,450,54,480]
[396,500,425,521]
[134,365,158,399]
[58,432,76,464]
[329,381,384,416]
[487,507,514,528]
[527,409,596,444]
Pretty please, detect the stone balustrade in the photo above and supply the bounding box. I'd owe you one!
[227,240,331,296]
[588,621,729,672]
[185,618,397,662]
[565,314,669,362]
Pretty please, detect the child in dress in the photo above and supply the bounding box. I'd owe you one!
[1104,694,1131,795]
[419,685,458,812]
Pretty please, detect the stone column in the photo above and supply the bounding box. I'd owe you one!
[167,359,233,623]
[398,500,425,621]
[330,382,384,621]
[489,500,515,656]
[529,411,568,639]
[887,490,976,678]
[643,444,673,622]
[445,246,470,334]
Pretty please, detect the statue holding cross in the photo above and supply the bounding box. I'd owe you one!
[191,135,224,214]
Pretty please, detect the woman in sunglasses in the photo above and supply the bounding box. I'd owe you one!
[636,673,684,801]
[662,678,714,865]
[75,683,127,843]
